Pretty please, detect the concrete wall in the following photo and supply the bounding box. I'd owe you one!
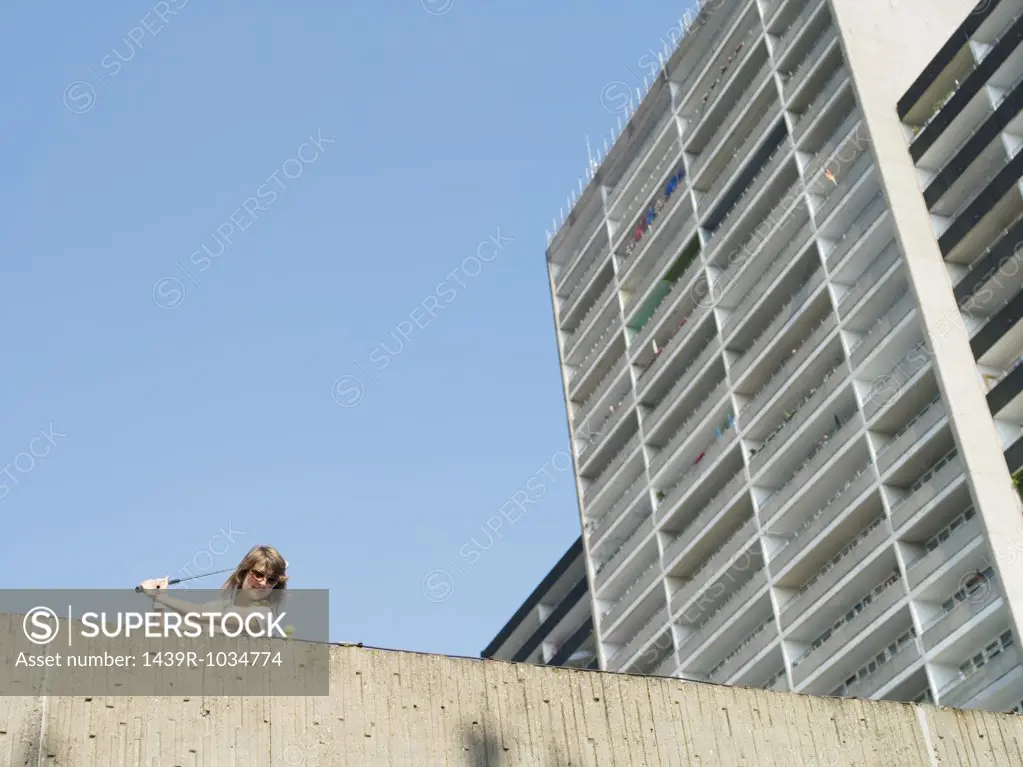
[1,617,1022,766]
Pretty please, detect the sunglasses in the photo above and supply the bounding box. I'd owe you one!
[248,568,281,587]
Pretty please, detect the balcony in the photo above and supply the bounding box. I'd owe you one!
[572,356,627,428]
[939,644,1021,710]
[661,471,747,564]
[561,251,613,325]
[602,558,663,632]
[889,451,963,531]
[792,66,850,143]
[906,514,983,591]
[812,150,874,227]
[758,413,861,520]
[774,0,826,64]
[730,268,826,383]
[839,638,921,700]
[616,159,688,267]
[670,517,759,616]
[694,78,779,187]
[623,214,699,319]
[698,78,780,207]
[863,350,931,422]
[723,217,816,341]
[824,194,891,271]
[781,24,839,103]
[850,297,914,370]
[577,394,635,470]
[611,138,685,253]
[747,330,843,472]
[565,281,618,362]
[708,617,777,683]
[769,465,874,575]
[636,304,715,397]
[779,517,889,628]
[571,316,623,385]
[594,516,655,591]
[791,576,904,686]
[922,584,1003,653]
[584,434,641,504]
[653,409,736,500]
[837,244,901,320]
[590,474,648,542]
[654,651,678,678]
[703,142,795,262]
[875,400,946,476]
[647,352,726,460]
[683,570,770,654]
[614,605,671,668]
[628,252,705,358]
[570,331,627,406]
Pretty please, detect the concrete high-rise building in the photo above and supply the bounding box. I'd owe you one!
[543,0,1023,712]
[481,537,597,669]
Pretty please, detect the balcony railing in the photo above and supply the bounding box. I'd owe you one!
[750,359,844,476]
[726,226,816,340]
[824,194,888,269]
[602,558,663,630]
[907,514,980,590]
[595,517,656,590]
[585,434,641,503]
[940,644,1020,709]
[838,246,900,317]
[813,151,873,226]
[612,144,685,247]
[620,174,690,267]
[775,0,823,62]
[629,254,705,356]
[662,471,747,566]
[572,318,622,382]
[781,518,889,625]
[782,25,837,101]
[833,633,919,699]
[889,449,962,528]
[614,605,671,667]
[792,576,904,684]
[793,66,850,142]
[626,217,699,317]
[708,616,776,681]
[875,397,945,474]
[692,569,770,646]
[578,391,635,463]
[655,651,679,677]
[566,280,617,357]
[801,110,861,183]
[695,81,778,185]
[592,474,648,539]
[770,465,873,574]
[704,143,793,260]
[574,356,627,427]
[746,314,837,428]
[646,341,723,434]
[863,349,930,421]
[849,297,913,368]
[671,517,759,616]
[636,299,709,387]
[689,33,766,142]
[651,383,732,477]
[760,414,860,520]
[922,580,1000,653]
[562,250,612,320]
[732,269,825,382]
[700,90,778,207]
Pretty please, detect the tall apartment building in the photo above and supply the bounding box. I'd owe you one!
[544,0,1023,711]
[481,537,597,669]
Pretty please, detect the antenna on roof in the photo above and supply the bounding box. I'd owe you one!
[585,135,594,172]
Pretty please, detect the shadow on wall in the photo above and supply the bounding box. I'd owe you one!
[464,728,572,767]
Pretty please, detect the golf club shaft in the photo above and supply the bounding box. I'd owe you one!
[134,567,234,593]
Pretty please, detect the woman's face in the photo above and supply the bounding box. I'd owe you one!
[242,565,279,595]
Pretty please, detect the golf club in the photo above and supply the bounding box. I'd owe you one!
[133,560,289,592]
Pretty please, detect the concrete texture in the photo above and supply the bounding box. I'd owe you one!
[1,616,1022,765]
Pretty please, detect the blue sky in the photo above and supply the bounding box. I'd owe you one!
[0,0,694,657]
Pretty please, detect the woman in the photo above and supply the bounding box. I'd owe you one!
[138,545,289,638]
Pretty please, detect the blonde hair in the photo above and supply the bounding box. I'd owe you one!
[221,545,288,609]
